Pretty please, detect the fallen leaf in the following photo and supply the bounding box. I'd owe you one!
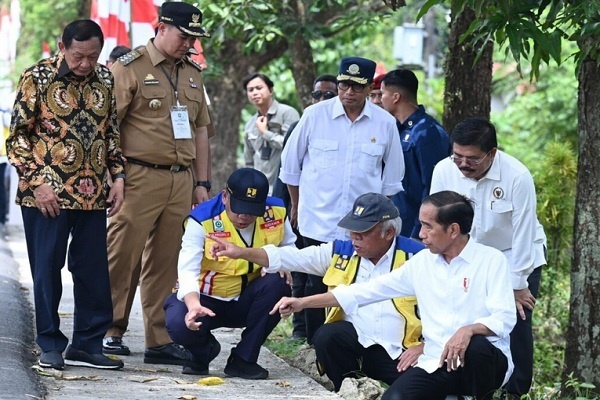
[177,396,197,400]
[275,381,291,387]
[174,379,192,384]
[62,375,102,381]
[129,376,160,383]
[197,376,225,386]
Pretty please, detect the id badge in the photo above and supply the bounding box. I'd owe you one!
[170,106,192,139]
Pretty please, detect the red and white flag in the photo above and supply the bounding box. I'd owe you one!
[91,0,163,65]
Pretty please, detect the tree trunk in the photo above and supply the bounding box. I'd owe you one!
[205,39,288,192]
[289,36,316,109]
[563,39,600,391]
[442,6,492,133]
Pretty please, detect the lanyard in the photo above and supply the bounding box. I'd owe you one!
[160,64,181,106]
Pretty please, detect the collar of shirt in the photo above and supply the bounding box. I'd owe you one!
[264,99,280,118]
[331,96,372,122]
[436,236,478,267]
[397,105,426,132]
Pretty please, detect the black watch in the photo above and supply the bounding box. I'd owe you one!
[196,180,211,191]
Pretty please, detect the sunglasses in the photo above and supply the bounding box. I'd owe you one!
[311,90,337,100]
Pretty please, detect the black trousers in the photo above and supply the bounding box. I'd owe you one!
[22,207,112,354]
[382,335,508,400]
[302,236,328,344]
[164,273,290,363]
[313,320,402,391]
[505,266,543,396]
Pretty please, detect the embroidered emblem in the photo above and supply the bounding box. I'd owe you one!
[247,188,257,198]
[149,99,162,110]
[353,206,365,216]
[347,64,360,75]
[493,187,504,199]
[334,255,350,271]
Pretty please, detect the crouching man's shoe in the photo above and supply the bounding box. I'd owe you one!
[39,350,65,370]
[182,334,221,375]
[144,343,191,366]
[64,345,124,370]
[103,337,130,355]
[223,348,268,380]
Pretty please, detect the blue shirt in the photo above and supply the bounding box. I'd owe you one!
[392,105,450,238]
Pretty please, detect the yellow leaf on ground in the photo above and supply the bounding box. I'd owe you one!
[275,381,291,387]
[197,376,225,386]
[177,396,197,400]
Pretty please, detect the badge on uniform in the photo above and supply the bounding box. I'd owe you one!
[189,77,197,88]
[149,99,162,110]
[143,74,159,85]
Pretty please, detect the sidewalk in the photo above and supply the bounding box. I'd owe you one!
[4,225,341,400]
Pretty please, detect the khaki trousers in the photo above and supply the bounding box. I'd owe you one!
[106,163,193,348]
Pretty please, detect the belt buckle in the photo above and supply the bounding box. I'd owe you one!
[170,165,181,172]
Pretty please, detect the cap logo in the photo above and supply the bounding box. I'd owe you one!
[353,206,364,216]
[382,214,390,220]
[190,13,202,27]
[347,63,360,75]
[247,188,257,198]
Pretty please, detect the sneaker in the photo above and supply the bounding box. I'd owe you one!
[224,349,268,380]
[144,343,191,366]
[64,345,124,370]
[103,337,131,356]
[39,350,64,370]
[182,334,221,375]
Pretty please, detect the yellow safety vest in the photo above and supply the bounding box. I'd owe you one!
[322,237,425,349]
[188,194,286,298]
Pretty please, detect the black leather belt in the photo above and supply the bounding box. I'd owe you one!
[127,157,189,172]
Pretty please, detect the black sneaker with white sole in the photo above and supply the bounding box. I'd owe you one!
[64,345,124,370]
[39,350,65,370]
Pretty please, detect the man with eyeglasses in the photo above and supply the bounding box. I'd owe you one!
[272,73,338,341]
[430,117,547,399]
[280,57,404,343]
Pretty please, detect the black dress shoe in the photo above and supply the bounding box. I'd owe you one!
[39,350,64,370]
[223,348,268,380]
[144,343,191,366]
[182,334,221,375]
[103,337,131,356]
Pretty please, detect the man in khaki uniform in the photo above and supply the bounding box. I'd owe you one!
[104,2,212,365]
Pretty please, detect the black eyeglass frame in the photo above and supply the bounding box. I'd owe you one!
[311,90,337,100]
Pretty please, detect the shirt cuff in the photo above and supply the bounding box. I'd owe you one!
[263,244,282,272]
[278,170,300,186]
[177,283,200,301]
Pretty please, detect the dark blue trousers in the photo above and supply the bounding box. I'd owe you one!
[382,335,508,400]
[22,207,112,354]
[505,266,543,396]
[164,273,290,363]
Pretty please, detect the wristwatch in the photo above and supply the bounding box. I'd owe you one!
[196,180,211,191]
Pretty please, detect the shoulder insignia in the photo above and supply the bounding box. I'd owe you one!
[118,49,143,66]
[185,55,203,72]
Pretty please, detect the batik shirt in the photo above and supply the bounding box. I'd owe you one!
[7,54,124,210]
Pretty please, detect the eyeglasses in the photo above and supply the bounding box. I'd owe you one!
[311,90,337,100]
[450,151,491,166]
[338,81,367,93]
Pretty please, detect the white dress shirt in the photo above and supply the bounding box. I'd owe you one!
[332,238,516,385]
[279,97,404,242]
[430,151,547,289]
[177,217,297,302]
[264,238,409,359]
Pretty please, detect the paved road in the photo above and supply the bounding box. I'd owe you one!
[1,225,341,400]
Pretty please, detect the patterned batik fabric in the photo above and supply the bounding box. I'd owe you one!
[7,54,124,210]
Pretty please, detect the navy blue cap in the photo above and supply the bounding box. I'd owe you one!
[226,168,269,216]
[338,193,399,232]
[337,57,377,85]
[159,2,210,38]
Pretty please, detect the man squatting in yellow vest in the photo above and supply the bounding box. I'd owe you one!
[163,168,296,379]
[209,192,426,391]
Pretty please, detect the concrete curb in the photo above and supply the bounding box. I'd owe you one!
[0,238,45,399]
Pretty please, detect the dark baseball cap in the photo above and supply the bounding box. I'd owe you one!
[338,193,399,232]
[159,2,210,38]
[226,168,269,216]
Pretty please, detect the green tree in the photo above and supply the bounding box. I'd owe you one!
[197,0,391,189]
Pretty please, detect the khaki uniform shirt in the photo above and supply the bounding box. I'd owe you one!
[111,39,210,166]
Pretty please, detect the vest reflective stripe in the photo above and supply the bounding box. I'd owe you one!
[196,202,286,299]
[322,237,425,350]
